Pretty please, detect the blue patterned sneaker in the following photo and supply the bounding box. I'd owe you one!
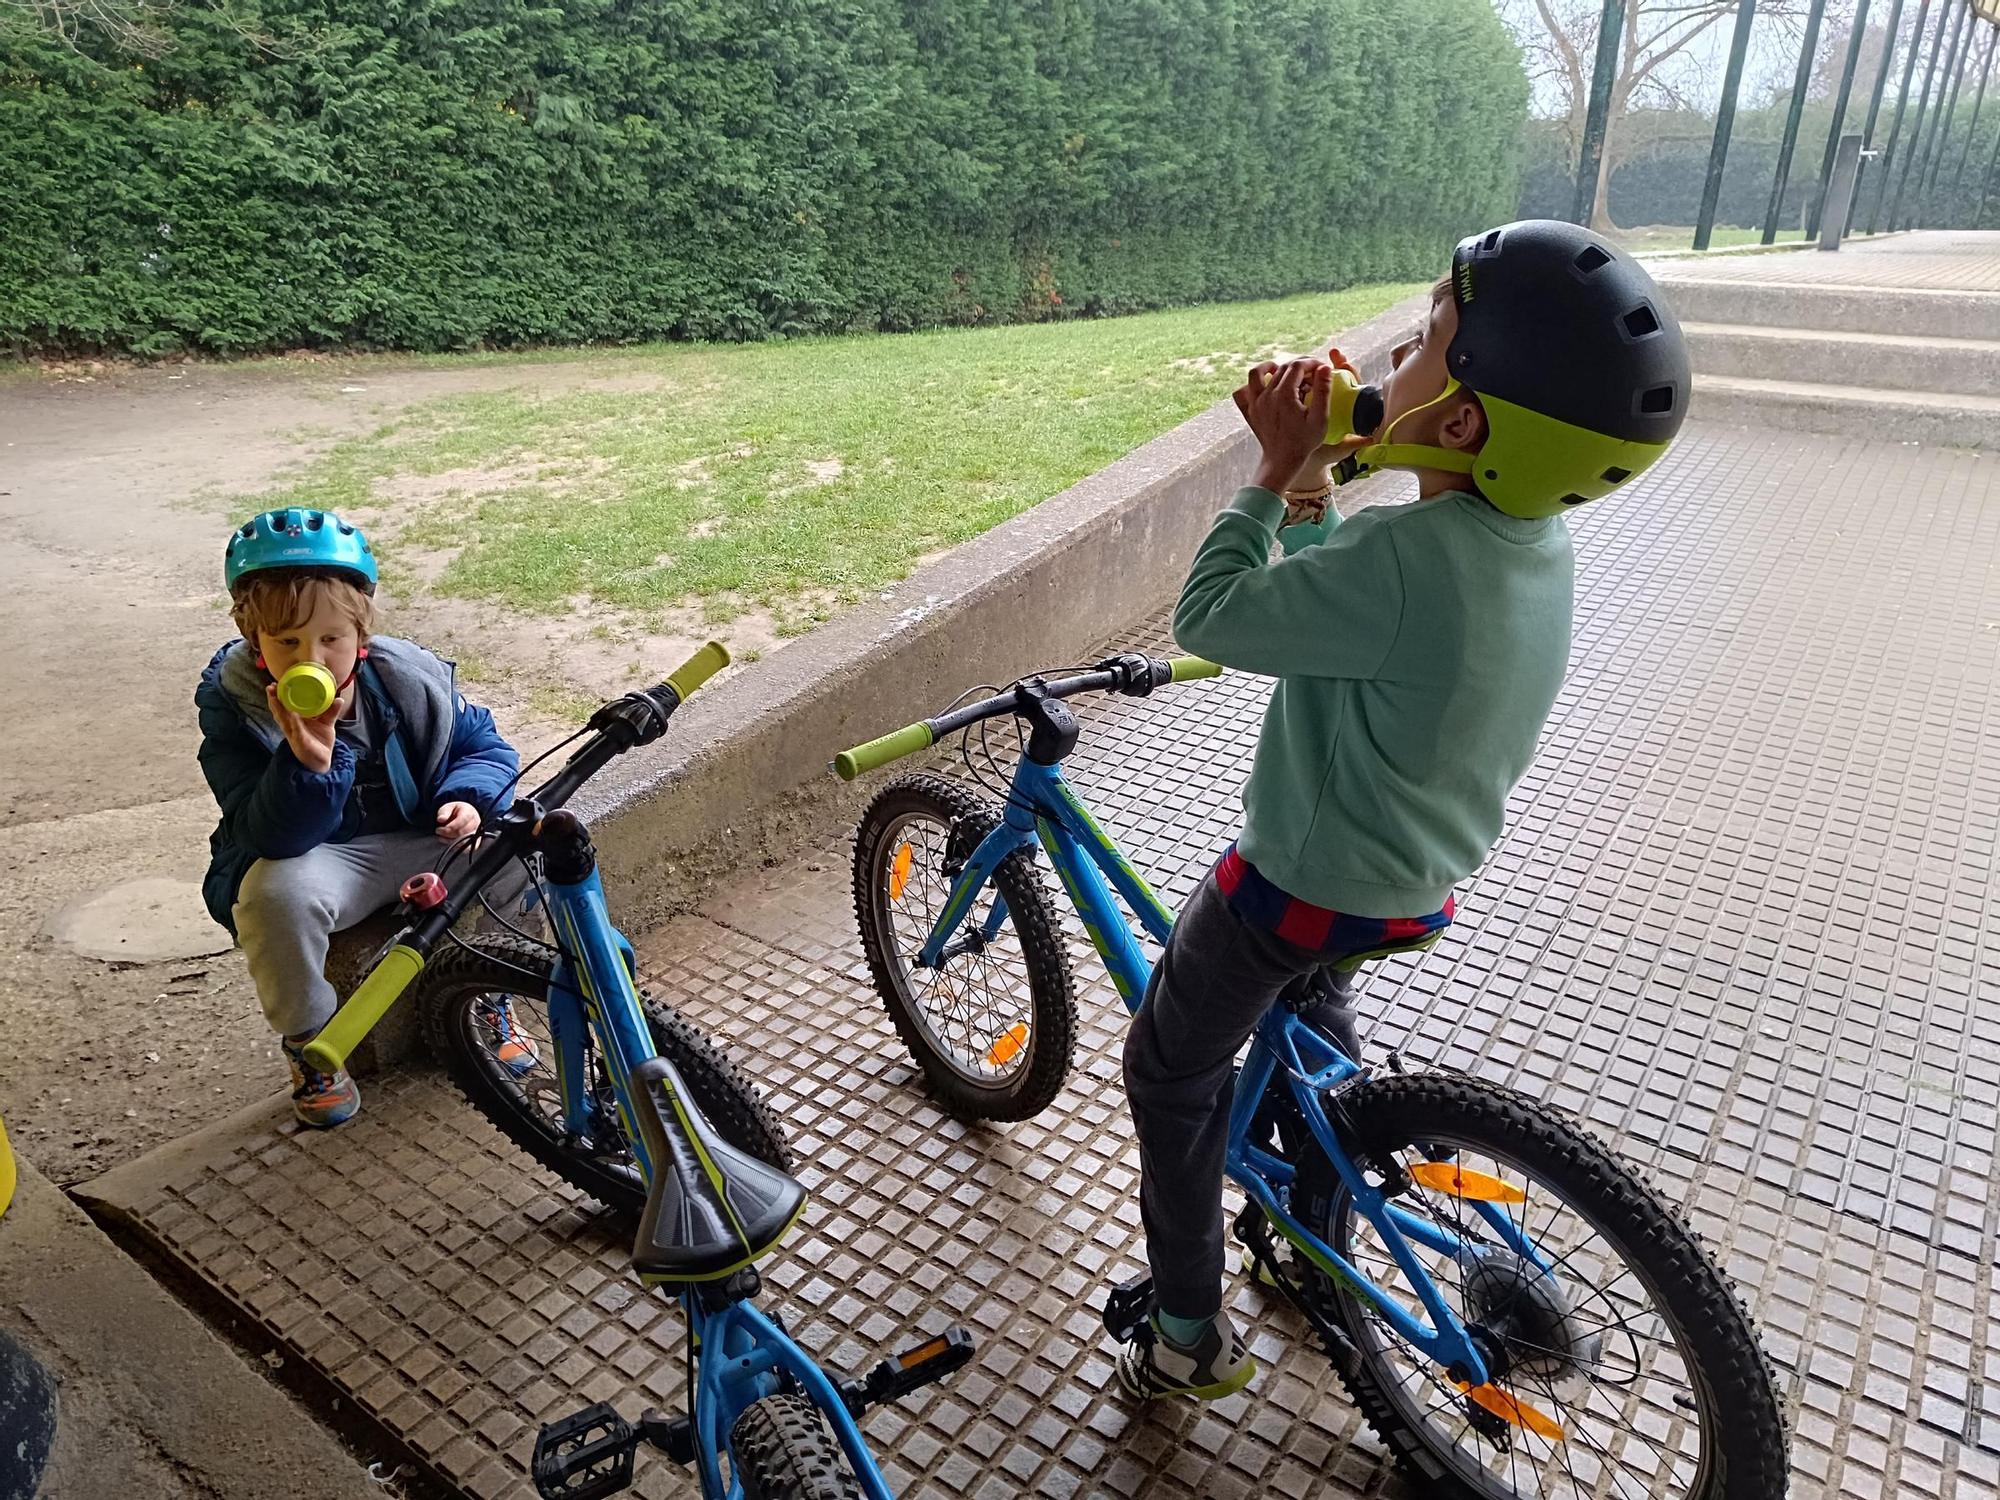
[1116,1310,1257,1401]
[281,1035,361,1128]
[476,994,541,1077]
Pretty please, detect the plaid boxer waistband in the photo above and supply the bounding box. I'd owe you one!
[1213,844,1454,955]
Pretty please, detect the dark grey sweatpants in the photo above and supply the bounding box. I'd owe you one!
[1122,873,1362,1322]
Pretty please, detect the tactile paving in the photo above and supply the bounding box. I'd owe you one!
[90,421,2000,1499]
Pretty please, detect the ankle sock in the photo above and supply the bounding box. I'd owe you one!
[1157,1310,1212,1349]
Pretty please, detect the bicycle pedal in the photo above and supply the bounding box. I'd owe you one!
[843,1326,976,1414]
[1102,1274,1156,1344]
[532,1402,637,1500]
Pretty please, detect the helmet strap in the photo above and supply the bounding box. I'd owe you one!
[1336,376,1481,487]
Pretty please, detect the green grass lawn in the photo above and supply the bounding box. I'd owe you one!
[248,284,1420,634]
[1612,225,1810,253]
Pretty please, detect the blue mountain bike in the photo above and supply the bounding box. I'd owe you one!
[305,646,971,1500]
[836,653,1788,1500]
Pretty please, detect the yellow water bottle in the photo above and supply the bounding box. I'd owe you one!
[1259,363,1385,444]
[277,661,338,717]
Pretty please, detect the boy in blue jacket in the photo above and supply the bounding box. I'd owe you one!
[197,509,524,1127]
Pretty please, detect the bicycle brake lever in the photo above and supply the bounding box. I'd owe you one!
[1095,652,1159,696]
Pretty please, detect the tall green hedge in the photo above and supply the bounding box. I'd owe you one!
[1,0,1525,356]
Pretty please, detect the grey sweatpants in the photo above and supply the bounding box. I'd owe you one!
[1122,872,1363,1322]
[235,829,449,1040]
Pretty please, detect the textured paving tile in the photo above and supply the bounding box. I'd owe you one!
[1651,230,2000,292]
[88,422,2000,1499]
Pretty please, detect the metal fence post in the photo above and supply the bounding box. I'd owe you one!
[1868,0,1937,229]
[1947,29,1998,211]
[1914,1,1977,221]
[1764,0,1832,242]
[1889,0,1962,227]
[1819,133,1868,246]
[1808,0,1875,237]
[1697,0,1762,249]
[1852,0,1910,226]
[1573,0,1630,227]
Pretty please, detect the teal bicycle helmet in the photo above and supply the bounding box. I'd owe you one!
[224,508,377,595]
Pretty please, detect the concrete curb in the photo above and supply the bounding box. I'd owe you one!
[577,293,1429,930]
[5,1147,387,1500]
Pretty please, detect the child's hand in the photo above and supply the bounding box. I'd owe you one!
[267,684,338,774]
[1235,358,1332,496]
[436,801,481,842]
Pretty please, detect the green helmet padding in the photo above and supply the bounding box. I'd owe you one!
[1463,396,1675,519]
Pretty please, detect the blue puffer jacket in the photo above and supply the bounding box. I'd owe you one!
[195,636,519,933]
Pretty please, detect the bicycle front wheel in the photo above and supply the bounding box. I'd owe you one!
[1292,1071,1787,1500]
[731,1394,862,1500]
[420,934,790,1218]
[852,773,1075,1121]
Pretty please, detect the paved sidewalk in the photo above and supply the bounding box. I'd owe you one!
[1652,230,2000,291]
[78,418,2000,1500]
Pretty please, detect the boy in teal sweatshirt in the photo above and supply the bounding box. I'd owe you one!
[1118,221,1691,1400]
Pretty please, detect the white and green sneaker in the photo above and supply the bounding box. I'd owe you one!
[1115,1310,1257,1401]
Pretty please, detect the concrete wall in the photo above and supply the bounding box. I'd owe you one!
[580,295,1427,929]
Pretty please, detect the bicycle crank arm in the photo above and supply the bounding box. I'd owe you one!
[1233,1207,1363,1380]
[839,1326,976,1416]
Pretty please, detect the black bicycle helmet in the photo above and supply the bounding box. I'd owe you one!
[1345,221,1692,518]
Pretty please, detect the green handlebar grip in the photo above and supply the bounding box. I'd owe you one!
[833,722,935,781]
[1168,656,1222,682]
[301,945,426,1073]
[666,641,731,702]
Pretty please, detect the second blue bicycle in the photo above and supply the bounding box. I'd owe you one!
[837,653,1789,1500]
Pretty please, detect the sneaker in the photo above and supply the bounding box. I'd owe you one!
[476,994,541,1077]
[1116,1310,1257,1401]
[281,1036,361,1128]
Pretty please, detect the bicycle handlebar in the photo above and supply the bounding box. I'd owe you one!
[832,654,1220,782]
[302,640,731,1074]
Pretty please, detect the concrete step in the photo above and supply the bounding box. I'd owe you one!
[1690,373,2000,451]
[1684,322,2000,397]
[1660,277,2000,340]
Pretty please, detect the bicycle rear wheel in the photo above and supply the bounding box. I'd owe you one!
[731,1394,862,1500]
[1292,1071,1787,1500]
[420,934,790,1218]
[852,773,1074,1121]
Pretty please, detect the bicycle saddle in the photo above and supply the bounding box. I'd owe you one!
[627,1057,806,1283]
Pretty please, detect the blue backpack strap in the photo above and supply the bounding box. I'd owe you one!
[358,659,424,821]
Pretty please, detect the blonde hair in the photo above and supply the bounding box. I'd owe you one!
[230,570,374,650]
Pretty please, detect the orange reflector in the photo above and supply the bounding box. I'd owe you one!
[984,1022,1030,1067]
[1454,1380,1566,1441]
[897,1336,951,1370]
[888,843,913,902]
[1409,1162,1527,1204]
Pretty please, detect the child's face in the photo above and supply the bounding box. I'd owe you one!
[1378,277,1461,440]
[258,591,363,712]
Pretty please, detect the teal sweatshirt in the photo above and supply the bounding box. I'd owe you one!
[1174,487,1574,918]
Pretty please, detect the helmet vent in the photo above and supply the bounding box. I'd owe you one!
[1638,385,1677,415]
[1601,466,1633,484]
[1622,304,1661,339]
[1559,493,1591,506]
[1573,244,1612,273]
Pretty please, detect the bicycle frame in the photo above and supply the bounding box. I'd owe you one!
[918,757,1532,1390]
[540,863,897,1500]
